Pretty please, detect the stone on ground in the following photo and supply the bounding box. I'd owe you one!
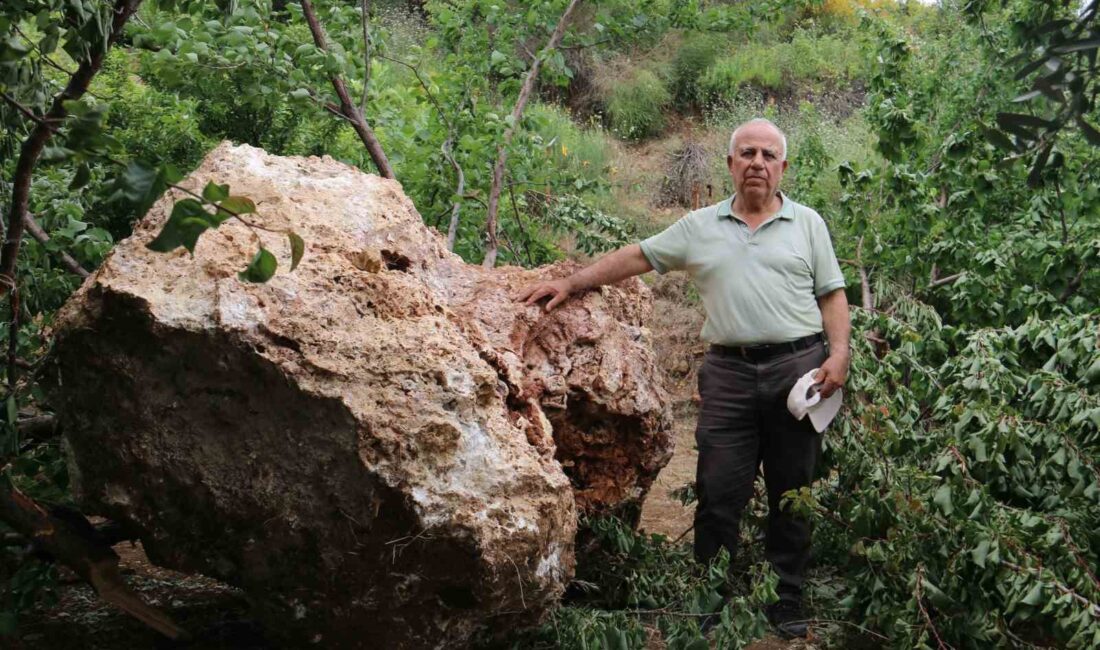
[48,143,672,648]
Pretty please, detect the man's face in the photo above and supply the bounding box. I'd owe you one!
[727,124,788,203]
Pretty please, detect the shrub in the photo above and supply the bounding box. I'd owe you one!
[670,35,721,108]
[606,68,671,141]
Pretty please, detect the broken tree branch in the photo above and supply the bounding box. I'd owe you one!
[928,272,963,289]
[482,0,583,268]
[300,0,394,179]
[0,478,186,639]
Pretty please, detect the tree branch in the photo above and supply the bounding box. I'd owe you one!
[0,92,46,125]
[1059,265,1087,303]
[482,0,584,268]
[0,478,186,639]
[299,0,394,179]
[359,0,371,117]
[928,272,963,289]
[23,214,91,279]
[857,237,873,311]
[444,136,465,251]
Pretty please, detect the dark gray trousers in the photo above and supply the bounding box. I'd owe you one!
[693,340,827,602]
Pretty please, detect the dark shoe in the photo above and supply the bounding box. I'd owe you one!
[766,600,809,639]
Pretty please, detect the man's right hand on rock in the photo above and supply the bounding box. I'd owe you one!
[515,278,574,312]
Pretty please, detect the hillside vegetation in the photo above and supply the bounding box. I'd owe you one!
[1,1,1098,648]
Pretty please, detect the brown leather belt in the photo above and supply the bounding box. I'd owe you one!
[709,332,824,363]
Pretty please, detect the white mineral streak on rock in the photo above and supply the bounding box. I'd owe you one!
[50,142,672,649]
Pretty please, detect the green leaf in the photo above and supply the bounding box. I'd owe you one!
[1027,142,1053,188]
[288,232,304,271]
[6,394,17,426]
[218,196,256,216]
[0,610,16,636]
[1076,116,1100,146]
[996,113,1055,137]
[114,161,168,215]
[1021,582,1043,606]
[69,163,91,191]
[1050,37,1100,54]
[933,483,953,516]
[239,247,277,283]
[202,181,230,203]
[972,540,990,568]
[146,199,219,254]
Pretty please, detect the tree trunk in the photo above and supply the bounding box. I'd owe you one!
[482,0,583,268]
[299,0,395,179]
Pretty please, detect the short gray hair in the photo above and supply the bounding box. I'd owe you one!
[728,118,787,161]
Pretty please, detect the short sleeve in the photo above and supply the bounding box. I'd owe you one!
[810,214,846,296]
[639,214,693,274]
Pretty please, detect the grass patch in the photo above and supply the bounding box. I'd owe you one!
[528,103,615,178]
[606,68,671,141]
[698,29,869,100]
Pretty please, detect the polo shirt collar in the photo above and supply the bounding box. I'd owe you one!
[718,192,794,221]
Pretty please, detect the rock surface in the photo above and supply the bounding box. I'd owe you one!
[48,142,672,648]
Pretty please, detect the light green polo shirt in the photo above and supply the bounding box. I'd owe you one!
[640,193,846,346]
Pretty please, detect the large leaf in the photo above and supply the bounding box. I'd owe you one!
[1076,115,1100,146]
[1051,37,1100,54]
[239,247,277,283]
[145,199,221,254]
[288,231,304,271]
[113,161,182,215]
[218,196,256,216]
[202,181,230,203]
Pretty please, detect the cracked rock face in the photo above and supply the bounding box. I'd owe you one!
[48,142,672,648]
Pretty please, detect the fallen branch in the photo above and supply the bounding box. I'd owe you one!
[1000,559,1100,619]
[300,0,394,179]
[928,271,963,290]
[0,478,185,639]
[17,414,59,444]
[915,564,952,650]
[482,0,584,268]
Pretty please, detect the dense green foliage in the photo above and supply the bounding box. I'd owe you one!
[0,0,1097,647]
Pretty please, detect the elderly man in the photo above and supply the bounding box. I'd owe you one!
[516,118,850,638]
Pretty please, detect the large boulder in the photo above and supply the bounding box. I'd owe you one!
[48,142,672,647]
